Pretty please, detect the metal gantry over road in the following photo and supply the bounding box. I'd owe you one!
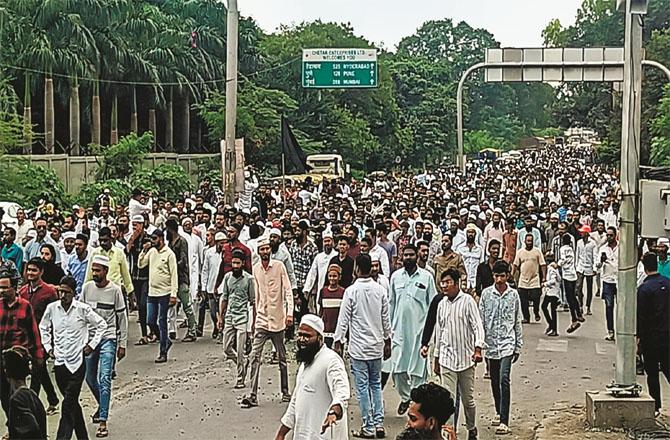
[456,0,669,400]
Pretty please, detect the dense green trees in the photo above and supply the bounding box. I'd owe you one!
[1,0,669,175]
[543,0,670,165]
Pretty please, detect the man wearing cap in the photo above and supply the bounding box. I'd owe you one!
[276,314,350,440]
[60,231,77,271]
[656,238,670,279]
[575,225,597,315]
[84,227,134,300]
[81,255,128,437]
[242,237,294,408]
[199,231,226,339]
[126,216,152,344]
[218,248,255,388]
[544,213,560,255]
[269,228,297,291]
[215,223,252,291]
[139,229,179,362]
[303,230,338,312]
[334,254,391,438]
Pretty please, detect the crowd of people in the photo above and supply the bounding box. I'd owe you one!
[0,144,668,439]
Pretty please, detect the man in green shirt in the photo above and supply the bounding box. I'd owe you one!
[218,249,256,388]
[656,238,670,279]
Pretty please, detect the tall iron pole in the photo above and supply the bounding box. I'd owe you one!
[615,0,643,390]
[223,0,239,204]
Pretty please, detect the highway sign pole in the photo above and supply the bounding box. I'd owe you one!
[614,0,644,394]
[223,0,239,203]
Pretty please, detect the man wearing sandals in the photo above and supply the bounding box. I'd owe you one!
[241,237,293,408]
[333,254,391,439]
[81,255,128,438]
[479,260,523,435]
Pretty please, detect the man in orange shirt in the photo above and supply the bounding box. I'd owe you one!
[241,237,294,408]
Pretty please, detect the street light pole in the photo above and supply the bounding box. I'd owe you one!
[223,0,239,204]
[613,0,644,392]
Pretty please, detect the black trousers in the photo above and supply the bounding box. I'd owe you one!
[518,288,541,321]
[133,278,149,338]
[54,362,88,440]
[541,296,559,332]
[31,360,60,406]
[0,357,10,422]
[641,342,670,411]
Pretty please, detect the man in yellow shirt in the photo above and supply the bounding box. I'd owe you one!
[139,229,178,363]
[85,227,133,297]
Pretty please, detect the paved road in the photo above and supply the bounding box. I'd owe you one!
[3,296,668,439]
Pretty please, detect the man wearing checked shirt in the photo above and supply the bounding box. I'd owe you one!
[479,260,523,436]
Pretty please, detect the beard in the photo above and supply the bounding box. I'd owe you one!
[398,428,432,438]
[232,268,243,277]
[270,242,280,253]
[422,233,432,241]
[466,236,475,244]
[296,341,320,365]
[403,260,417,271]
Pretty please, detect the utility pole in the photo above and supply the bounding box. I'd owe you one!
[223,0,239,204]
[613,0,645,393]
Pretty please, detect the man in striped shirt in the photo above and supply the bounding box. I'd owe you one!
[433,268,485,440]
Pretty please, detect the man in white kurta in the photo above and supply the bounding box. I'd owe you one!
[181,218,203,303]
[276,315,350,440]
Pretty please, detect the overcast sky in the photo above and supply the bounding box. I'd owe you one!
[239,0,584,49]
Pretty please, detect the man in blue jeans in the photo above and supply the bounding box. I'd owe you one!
[334,254,392,439]
[595,226,618,341]
[81,255,129,438]
[139,229,179,363]
[479,260,523,436]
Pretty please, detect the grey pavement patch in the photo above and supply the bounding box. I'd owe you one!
[536,339,569,352]
[595,342,615,356]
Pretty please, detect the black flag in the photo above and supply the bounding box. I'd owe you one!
[281,116,308,174]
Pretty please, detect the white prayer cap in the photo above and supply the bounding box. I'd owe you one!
[131,215,144,223]
[459,208,468,216]
[299,314,324,337]
[370,253,381,263]
[91,255,110,267]
[322,230,333,239]
[449,218,459,225]
[63,232,76,240]
[478,212,487,220]
[269,228,281,237]
[214,232,227,241]
[657,237,669,247]
[181,217,193,226]
[257,236,271,248]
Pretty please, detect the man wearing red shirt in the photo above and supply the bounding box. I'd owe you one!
[19,257,60,413]
[215,223,252,290]
[0,264,45,419]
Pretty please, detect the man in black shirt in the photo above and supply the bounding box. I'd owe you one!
[637,252,670,417]
[328,236,355,288]
[476,240,500,296]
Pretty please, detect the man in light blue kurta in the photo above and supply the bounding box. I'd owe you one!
[389,244,437,411]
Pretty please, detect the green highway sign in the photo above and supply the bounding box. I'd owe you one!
[302,48,378,89]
